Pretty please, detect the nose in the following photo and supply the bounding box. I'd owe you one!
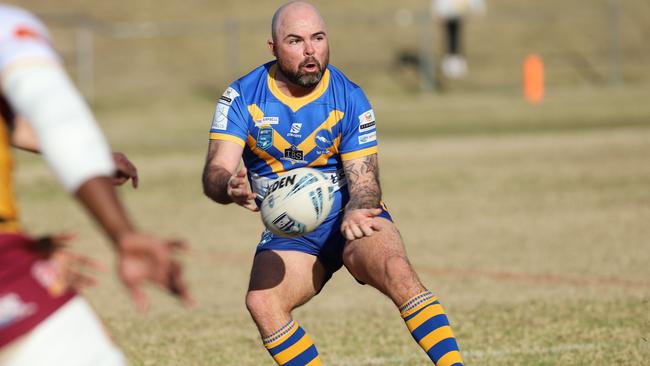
[304,40,315,56]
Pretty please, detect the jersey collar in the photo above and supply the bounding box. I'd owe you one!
[267,63,330,113]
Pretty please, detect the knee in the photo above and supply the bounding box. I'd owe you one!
[245,291,279,321]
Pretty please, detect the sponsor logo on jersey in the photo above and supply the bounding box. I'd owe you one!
[13,26,45,42]
[314,130,333,149]
[220,87,239,106]
[287,122,303,138]
[358,131,377,144]
[212,87,240,130]
[255,116,279,127]
[359,120,376,132]
[257,127,274,150]
[283,146,305,163]
[290,123,302,134]
[358,109,375,125]
[0,293,37,330]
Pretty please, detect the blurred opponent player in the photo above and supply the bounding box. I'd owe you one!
[202,1,463,365]
[0,4,191,366]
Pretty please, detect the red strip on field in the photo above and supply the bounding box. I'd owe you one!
[419,266,650,289]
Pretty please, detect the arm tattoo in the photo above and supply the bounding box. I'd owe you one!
[343,154,382,210]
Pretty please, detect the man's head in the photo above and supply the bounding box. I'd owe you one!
[268,1,329,89]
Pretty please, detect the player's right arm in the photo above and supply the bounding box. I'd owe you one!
[201,83,257,211]
[202,139,258,211]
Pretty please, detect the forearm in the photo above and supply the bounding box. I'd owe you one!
[343,154,382,210]
[75,176,135,245]
[202,164,234,204]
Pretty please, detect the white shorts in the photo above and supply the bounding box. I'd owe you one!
[0,297,127,366]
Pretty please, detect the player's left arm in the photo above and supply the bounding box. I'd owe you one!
[341,153,383,240]
[11,115,139,187]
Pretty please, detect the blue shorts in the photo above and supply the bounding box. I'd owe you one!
[255,207,393,276]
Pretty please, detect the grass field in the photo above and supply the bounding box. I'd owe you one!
[6,0,650,364]
[12,83,650,365]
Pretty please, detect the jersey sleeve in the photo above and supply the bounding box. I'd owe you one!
[0,7,60,74]
[208,83,249,147]
[339,87,378,161]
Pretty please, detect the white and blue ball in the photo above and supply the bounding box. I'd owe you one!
[261,167,334,238]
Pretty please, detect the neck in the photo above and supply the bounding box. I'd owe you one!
[274,67,318,98]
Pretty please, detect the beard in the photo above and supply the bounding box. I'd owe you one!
[276,53,329,88]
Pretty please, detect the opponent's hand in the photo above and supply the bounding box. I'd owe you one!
[227,167,259,212]
[116,232,192,312]
[112,152,139,188]
[33,233,105,292]
[341,208,383,241]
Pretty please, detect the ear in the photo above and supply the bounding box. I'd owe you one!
[267,38,277,57]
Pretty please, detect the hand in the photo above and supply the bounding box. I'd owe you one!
[116,232,192,311]
[112,152,139,188]
[341,208,383,241]
[227,166,259,212]
[33,233,105,292]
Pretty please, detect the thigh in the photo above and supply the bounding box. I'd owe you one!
[342,218,424,305]
[248,249,329,311]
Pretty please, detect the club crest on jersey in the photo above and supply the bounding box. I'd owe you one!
[314,129,334,155]
[257,127,273,150]
[283,146,305,164]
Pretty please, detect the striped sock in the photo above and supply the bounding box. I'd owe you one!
[263,320,322,366]
[400,291,464,366]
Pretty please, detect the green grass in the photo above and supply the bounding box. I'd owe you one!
[6,0,650,364]
[13,85,650,365]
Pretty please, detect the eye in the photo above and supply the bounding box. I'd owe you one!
[288,38,300,45]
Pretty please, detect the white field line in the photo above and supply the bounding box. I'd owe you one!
[329,343,597,365]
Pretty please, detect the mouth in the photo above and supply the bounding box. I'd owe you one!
[301,60,320,73]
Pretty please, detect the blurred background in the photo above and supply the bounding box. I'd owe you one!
[10,0,650,100]
[6,1,650,365]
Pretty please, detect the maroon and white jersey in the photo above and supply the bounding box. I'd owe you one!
[0,4,59,74]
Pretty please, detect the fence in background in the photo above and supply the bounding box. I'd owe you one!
[40,0,645,102]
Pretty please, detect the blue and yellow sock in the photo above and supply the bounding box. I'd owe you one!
[263,320,322,366]
[400,291,463,366]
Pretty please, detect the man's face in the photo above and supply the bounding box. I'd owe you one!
[271,6,329,88]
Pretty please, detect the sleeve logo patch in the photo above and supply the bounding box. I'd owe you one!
[358,131,377,144]
[358,109,375,124]
[212,86,240,130]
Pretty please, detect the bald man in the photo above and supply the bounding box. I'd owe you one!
[202,2,464,365]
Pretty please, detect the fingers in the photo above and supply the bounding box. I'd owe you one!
[167,260,194,306]
[128,285,149,312]
[112,152,139,188]
[243,200,260,212]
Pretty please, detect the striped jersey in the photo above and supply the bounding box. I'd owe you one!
[209,61,378,202]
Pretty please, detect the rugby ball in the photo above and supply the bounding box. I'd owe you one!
[261,168,334,237]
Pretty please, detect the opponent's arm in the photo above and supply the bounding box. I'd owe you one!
[2,62,191,310]
[11,116,139,187]
[202,139,258,211]
[341,153,383,240]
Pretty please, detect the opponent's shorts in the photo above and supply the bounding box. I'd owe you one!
[0,233,75,348]
[255,207,393,276]
[0,297,127,366]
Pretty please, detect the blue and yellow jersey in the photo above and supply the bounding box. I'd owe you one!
[209,61,378,205]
